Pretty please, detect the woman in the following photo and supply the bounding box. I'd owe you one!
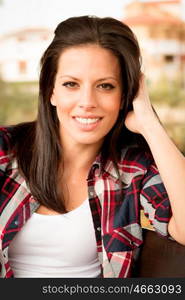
[0,15,185,278]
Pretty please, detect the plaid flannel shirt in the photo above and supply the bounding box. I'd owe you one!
[0,126,171,278]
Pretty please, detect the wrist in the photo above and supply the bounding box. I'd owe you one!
[140,114,164,139]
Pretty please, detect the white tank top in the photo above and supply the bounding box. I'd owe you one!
[8,199,101,278]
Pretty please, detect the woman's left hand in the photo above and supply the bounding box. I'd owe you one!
[124,74,157,135]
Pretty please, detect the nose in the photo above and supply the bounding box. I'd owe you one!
[78,86,97,109]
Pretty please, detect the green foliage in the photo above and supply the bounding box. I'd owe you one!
[148,76,185,154]
[0,79,184,154]
[0,80,38,125]
[149,76,185,107]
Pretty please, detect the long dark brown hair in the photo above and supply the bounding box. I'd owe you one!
[11,15,150,213]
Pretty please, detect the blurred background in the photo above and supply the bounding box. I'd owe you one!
[0,0,185,154]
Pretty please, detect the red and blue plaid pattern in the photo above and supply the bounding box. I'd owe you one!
[0,126,171,278]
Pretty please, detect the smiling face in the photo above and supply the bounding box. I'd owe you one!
[50,44,122,151]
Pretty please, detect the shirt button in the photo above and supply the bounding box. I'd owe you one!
[90,191,94,196]
[97,227,101,231]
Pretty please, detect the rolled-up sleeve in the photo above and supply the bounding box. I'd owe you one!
[140,161,172,237]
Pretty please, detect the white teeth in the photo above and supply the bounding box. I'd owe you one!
[75,117,100,124]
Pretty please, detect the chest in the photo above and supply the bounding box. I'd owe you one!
[64,177,88,211]
[1,174,143,278]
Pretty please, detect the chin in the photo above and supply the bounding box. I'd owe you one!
[73,134,105,146]
[77,139,102,145]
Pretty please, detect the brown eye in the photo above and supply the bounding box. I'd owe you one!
[98,83,115,90]
[62,82,78,88]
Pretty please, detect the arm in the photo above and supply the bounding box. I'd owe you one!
[125,75,185,245]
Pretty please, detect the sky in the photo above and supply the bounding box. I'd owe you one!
[0,0,184,36]
[0,0,130,35]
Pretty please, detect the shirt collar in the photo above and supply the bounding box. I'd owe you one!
[89,151,125,182]
[90,146,131,183]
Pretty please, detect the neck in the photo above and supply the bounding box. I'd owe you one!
[62,142,102,172]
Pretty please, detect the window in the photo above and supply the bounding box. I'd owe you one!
[164,55,174,63]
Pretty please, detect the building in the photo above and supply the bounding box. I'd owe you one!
[122,0,185,86]
[0,1,185,85]
[0,28,53,82]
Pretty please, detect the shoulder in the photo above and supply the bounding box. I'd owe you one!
[0,122,36,174]
[120,145,155,173]
[0,126,16,168]
[0,126,14,153]
[0,121,35,152]
[105,145,157,187]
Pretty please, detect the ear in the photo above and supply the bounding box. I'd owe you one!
[50,92,56,106]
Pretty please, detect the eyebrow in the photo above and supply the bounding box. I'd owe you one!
[59,75,119,82]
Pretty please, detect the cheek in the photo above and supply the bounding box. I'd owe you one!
[54,97,72,112]
[103,98,121,116]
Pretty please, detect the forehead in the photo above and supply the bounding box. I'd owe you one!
[56,44,121,77]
